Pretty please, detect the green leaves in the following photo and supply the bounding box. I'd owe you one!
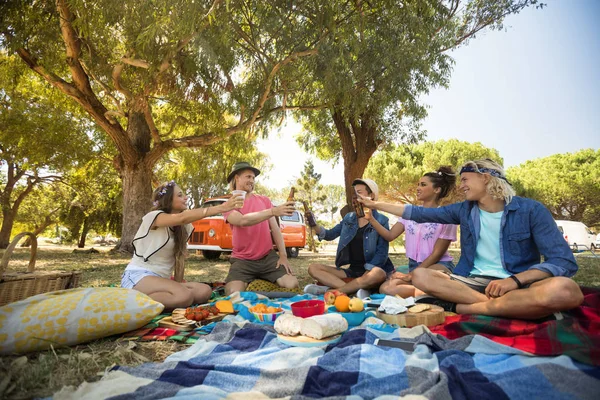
[366,139,502,204]
[507,149,600,226]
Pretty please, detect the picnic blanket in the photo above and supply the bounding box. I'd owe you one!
[54,322,600,399]
[430,286,600,365]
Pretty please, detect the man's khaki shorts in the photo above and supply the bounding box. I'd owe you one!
[226,250,288,284]
[448,273,530,293]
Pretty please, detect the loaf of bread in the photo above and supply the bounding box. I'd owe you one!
[275,313,348,340]
[274,313,303,336]
[300,314,348,340]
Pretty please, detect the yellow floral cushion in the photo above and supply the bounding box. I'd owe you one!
[0,287,164,355]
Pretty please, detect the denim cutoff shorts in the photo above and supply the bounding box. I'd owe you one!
[121,269,163,289]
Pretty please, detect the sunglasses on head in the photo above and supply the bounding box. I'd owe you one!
[460,163,511,184]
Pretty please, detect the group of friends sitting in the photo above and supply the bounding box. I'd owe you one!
[121,159,584,321]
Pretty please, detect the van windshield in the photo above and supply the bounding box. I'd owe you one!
[201,200,226,216]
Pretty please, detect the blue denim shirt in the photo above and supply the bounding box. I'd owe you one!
[403,197,578,278]
[317,210,395,274]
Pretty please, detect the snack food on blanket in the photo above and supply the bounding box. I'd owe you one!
[172,305,220,322]
[408,304,430,314]
[215,300,234,314]
[300,314,348,340]
[274,314,304,336]
[249,304,283,313]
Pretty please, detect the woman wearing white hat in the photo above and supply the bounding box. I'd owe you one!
[304,178,395,297]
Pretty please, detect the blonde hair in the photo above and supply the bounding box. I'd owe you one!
[461,159,515,204]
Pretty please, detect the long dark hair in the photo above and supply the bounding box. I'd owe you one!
[423,166,456,200]
[151,181,188,263]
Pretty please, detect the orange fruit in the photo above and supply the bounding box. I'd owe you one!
[334,295,351,312]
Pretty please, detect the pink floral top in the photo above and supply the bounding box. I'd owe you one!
[398,218,457,263]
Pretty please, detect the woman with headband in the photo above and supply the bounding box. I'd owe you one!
[359,159,583,320]
[366,166,458,298]
[121,181,243,310]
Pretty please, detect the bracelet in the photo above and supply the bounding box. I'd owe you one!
[508,275,523,289]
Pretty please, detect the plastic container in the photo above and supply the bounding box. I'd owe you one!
[327,306,367,326]
[291,300,325,318]
[252,310,285,323]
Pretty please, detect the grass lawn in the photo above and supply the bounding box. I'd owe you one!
[1,246,599,399]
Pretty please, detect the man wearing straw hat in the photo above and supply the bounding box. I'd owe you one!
[222,162,299,295]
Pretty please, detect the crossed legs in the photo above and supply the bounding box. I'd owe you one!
[307,263,387,295]
[411,269,584,319]
[379,264,450,298]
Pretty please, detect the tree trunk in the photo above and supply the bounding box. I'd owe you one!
[331,110,379,205]
[78,217,90,248]
[0,209,16,249]
[114,108,154,253]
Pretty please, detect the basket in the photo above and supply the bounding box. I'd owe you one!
[0,232,82,306]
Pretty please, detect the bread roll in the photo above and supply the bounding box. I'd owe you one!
[300,314,348,340]
[274,313,303,336]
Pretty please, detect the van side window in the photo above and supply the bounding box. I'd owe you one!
[281,211,301,223]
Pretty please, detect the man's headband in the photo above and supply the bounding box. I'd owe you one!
[460,166,511,184]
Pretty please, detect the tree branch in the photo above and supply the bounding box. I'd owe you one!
[80,59,127,118]
[111,63,133,99]
[141,100,161,143]
[121,57,150,69]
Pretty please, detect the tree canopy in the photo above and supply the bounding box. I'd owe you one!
[1,0,337,250]
[508,149,600,227]
[0,53,97,248]
[293,0,541,202]
[366,139,502,204]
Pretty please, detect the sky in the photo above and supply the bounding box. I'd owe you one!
[257,0,600,190]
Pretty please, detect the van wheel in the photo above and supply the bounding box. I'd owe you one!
[203,250,222,260]
[286,247,299,258]
[572,243,578,252]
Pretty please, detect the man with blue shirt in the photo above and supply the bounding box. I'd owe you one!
[359,159,584,320]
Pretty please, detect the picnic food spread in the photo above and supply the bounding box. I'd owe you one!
[162,303,237,330]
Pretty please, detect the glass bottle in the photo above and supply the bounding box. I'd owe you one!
[287,187,296,202]
[302,201,317,227]
[352,192,365,218]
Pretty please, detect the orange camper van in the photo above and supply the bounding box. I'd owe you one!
[188,195,307,259]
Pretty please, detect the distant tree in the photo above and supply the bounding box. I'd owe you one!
[294,0,542,202]
[14,184,66,247]
[318,184,346,222]
[508,149,600,226]
[366,139,502,204]
[58,158,122,248]
[0,54,95,248]
[296,160,326,252]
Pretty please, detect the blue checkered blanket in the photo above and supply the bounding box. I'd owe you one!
[55,320,600,399]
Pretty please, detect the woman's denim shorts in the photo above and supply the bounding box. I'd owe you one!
[408,258,455,273]
[121,269,163,289]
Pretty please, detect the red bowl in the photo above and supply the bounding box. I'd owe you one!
[291,300,325,318]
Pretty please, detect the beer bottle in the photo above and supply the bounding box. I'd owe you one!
[302,201,318,227]
[352,192,365,218]
[287,187,296,202]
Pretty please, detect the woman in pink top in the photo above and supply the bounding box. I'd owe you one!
[366,166,457,297]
